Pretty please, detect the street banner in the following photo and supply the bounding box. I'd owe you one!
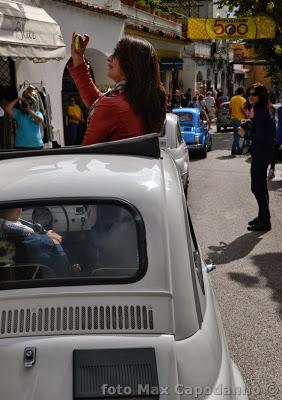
[187,17,276,40]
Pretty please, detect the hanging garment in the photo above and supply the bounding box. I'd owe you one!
[38,88,53,142]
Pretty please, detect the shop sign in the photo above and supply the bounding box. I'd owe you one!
[187,17,276,40]
[160,58,183,71]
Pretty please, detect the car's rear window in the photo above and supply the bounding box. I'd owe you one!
[0,201,147,289]
[174,112,194,122]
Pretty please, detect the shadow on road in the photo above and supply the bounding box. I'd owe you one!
[228,252,282,315]
[216,155,236,160]
[268,179,282,192]
[207,232,265,265]
[228,272,259,286]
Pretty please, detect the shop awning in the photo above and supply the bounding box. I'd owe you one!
[0,0,65,61]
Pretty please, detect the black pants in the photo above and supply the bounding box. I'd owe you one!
[270,139,281,169]
[251,159,270,223]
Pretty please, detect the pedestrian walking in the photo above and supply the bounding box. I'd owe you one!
[219,92,229,103]
[238,83,276,231]
[268,105,282,179]
[172,89,185,108]
[197,94,208,113]
[205,91,216,120]
[229,87,246,155]
[5,93,44,150]
[67,96,83,145]
[215,90,223,111]
[205,91,216,129]
[188,96,198,108]
[238,87,255,154]
[184,88,192,105]
[69,33,166,145]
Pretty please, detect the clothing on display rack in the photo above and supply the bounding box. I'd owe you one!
[38,88,54,142]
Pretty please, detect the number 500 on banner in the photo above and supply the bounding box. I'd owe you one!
[187,17,276,40]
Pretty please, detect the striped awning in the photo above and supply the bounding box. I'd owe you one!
[0,0,65,61]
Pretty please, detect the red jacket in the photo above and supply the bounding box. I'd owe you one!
[68,62,144,145]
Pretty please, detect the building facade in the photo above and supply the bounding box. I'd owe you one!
[13,0,126,147]
[1,0,188,148]
[0,0,233,149]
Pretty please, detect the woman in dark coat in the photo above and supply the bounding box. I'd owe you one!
[239,83,276,231]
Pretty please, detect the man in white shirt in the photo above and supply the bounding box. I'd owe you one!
[205,91,216,120]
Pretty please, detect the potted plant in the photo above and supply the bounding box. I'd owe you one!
[121,0,135,6]
[135,0,147,11]
[147,0,160,14]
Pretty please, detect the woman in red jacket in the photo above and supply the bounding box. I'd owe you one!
[69,33,166,145]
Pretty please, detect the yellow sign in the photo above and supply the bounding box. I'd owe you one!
[187,17,276,40]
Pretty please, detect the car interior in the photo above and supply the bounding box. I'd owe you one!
[0,202,143,287]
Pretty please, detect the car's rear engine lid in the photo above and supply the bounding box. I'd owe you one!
[0,295,173,338]
[73,348,159,400]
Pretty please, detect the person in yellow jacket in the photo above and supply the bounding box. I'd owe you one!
[229,87,246,155]
[67,96,83,145]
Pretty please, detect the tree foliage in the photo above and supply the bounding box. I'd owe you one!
[216,0,282,78]
[160,1,197,16]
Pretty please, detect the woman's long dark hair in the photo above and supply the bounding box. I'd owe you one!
[112,36,166,133]
[250,83,269,108]
[249,82,277,117]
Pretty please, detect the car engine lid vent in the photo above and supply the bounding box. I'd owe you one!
[73,348,159,400]
[0,305,154,337]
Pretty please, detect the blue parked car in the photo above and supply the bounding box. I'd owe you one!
[173,107,212,158]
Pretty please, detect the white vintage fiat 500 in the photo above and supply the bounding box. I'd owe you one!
[0,134,247,400]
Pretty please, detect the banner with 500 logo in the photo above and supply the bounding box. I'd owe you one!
[187,17,276,40]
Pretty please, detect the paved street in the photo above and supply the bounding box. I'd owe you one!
[188,128,282,400]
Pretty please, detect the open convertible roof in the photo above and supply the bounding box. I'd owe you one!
[0,133,161,160]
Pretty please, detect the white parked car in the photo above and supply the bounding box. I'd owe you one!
[159,113,189,193]
[0,135,247,400]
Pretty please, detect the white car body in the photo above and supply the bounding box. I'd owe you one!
[159,113,189,192]
[0,135,247,400]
